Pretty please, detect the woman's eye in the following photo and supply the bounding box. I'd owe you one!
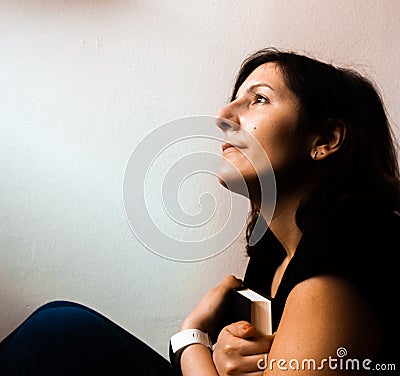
[255,94,268,104]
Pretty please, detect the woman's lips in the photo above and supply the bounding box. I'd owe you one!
[222,142,235,152]
[222,142,245,153]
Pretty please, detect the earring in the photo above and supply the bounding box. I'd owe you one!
[312,150,318,159]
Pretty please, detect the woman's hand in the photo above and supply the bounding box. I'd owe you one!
[213,321,275,376]
[180,275,242,340]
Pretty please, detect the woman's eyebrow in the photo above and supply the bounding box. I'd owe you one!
[234,82,275,100]
[246,83,275,93]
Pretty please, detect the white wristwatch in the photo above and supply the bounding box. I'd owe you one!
[169,329,213,374]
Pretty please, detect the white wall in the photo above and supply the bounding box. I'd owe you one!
[1,0,399,358]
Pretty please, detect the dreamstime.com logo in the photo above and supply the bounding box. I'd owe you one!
[257,347,397,372]
[122,116,276,262]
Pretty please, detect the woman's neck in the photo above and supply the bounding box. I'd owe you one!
[259,194,303,258]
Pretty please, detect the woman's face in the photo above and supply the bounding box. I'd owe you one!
[216,62,310,197]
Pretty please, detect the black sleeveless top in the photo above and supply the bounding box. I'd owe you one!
[243,203,399,364]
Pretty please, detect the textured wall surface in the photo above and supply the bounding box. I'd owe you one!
[1,0,399,358]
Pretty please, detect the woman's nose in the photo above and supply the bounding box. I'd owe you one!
[215,103,240,132]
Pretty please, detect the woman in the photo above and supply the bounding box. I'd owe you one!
[0,47,399,375]
[176,48,400,375]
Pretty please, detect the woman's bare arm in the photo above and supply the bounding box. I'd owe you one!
[263,275,382,375]
[179,275,243,376]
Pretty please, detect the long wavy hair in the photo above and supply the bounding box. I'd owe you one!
[228,48,400,254]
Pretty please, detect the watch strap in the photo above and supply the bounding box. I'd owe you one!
[170,329,212,353]
[169,329,212,375]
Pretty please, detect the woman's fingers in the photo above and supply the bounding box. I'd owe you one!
[220,321,275,355]
[180,275,242,333]
[217,353,268,375]
[220,275,243,290]
[213,322,275,375]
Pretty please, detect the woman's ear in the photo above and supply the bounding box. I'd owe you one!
[310,118,346,160]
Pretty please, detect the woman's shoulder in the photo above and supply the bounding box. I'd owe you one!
[269,274,382,367]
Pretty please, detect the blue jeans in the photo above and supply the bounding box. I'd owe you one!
[0,300,177,375]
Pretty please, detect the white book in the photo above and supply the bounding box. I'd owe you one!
[230,287,272,335]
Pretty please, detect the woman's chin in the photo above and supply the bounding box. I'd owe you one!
[217,167,251,199]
